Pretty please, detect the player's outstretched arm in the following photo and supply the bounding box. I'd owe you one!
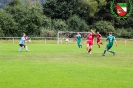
[91,29,96,35]
[25,37,31,43]
[114,40,117,46]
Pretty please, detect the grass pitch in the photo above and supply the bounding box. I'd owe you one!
[0,44,133,88]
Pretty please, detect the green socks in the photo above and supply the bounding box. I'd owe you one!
[109,50,114,54]
[78,44,82,48]
[103,50,106,54]
[103,50,114,55]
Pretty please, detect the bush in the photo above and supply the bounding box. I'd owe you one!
[0,27,4,37]
[67,15,89,31]
[40,28,56,37]
[93,20,115,36]
[0,9,17,37]
[115,28,132,38]
[52,19,68,31]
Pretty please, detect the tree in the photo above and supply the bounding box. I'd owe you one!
[0,9,17,36]
[93,20,115,36]
[0,27,4,37]
[43,0,74,19]
[24,3,44,36]
[81,0,106,17]
[67,15,89,31]
[5,0,44,36]
[40,27,56,37]
[52,19,68,31]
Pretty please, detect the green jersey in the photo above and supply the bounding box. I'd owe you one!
[106,35,115,45]
[76,34,81,41]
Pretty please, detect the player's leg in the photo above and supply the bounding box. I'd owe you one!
[98,40,102,48]
[18,44,23,52]
[86,41,89,51]
[107,45,115,55]
[77,41,80,48]
[79,41,82,48]
[86,44,89,52]
[22,44,29,51]
[103,45,115,56]
[97,41,100,48]
[100,41,103,45]
[102,44,109,56]
[88,42,93,54]
[25,45,29,51]
[88,45,92,54]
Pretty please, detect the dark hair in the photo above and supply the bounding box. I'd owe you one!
[109,32,112,35]
[22,33,26,36]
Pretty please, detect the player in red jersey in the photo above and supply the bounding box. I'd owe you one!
[86,29,95,54]
[96,32,103,48]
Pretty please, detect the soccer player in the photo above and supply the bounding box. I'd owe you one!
[76,32,82,48]
[18,33,29,52]
[96,32,103,48]
[102,32,117,56]
[86,29,95,54]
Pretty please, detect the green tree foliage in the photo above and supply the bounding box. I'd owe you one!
[40,27,56,37]
[0,27,4,37]
[82,0,106,17]
[0,0,132,38]
[43,0,88,20]
[116,28,132,38]
[52,19,68,31]
[0,9,17,36]
[42,16,52,29]
[5,0,44,36]
[24,3,44,36]
[93,21,115,36]
[43,0,73,19]
[67,15,89,31]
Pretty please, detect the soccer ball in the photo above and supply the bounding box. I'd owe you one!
[25,37,28,39]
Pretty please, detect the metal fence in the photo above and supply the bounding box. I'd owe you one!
[0,37,133,45]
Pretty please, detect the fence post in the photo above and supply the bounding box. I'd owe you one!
[13,37,14,44]
[61,38,62,44]
[57,31,59,44]
[45,38,46,44]
[124,40,126,45]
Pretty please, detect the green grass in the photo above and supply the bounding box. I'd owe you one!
[0,43,133,88]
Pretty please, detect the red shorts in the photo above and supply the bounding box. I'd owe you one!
[86,41,93,46]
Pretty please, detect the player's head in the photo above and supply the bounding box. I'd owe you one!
[97,32,99,34]
[22,33,26,37]
[77,32,79,35]
[109,32,112,35]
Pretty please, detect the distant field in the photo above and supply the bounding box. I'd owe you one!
[0,43,133,88]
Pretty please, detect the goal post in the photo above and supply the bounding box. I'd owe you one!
[57,31,90,44]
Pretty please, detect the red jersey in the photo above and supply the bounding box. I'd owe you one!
[96,34,102,41]
[86,33,95,42]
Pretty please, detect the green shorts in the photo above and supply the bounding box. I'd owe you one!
[106,44,113,50]
[77,41,81,45]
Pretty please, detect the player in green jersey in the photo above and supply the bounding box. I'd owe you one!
[102,32,117,56]
[76,32,82,48]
